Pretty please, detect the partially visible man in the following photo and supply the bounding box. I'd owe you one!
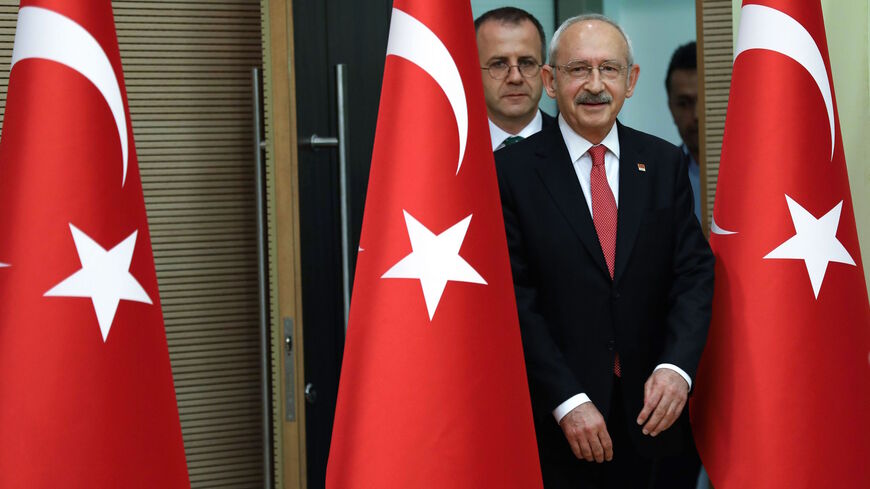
[653,40,707,489]
[496,14,713,488]
[666,41,701,222]
[475,7,555,150]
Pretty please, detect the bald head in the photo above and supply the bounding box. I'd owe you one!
[549,14,633,68]
[541,15,640,143]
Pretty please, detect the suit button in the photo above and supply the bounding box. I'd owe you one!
[607,340,615,351]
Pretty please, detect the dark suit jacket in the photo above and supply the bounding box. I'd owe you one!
[541,110,556,128]
[495,121,714,466]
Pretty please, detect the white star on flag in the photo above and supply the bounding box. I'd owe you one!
[45,223,153,341]
[382,210,487,320]
[764,195,856,299]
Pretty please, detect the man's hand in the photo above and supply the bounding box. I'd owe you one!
[636,368,689,437]
[559,402,613,463]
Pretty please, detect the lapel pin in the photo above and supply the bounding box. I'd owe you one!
[637,163,646,172]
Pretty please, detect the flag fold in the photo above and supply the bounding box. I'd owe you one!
[692,2,870,487]
[325,1,542,487]
[0,1,189,487]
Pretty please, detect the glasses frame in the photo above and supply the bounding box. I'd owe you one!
[550,61,629,82]
[481,60,544,80]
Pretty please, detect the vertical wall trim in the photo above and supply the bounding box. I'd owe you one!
[259,3,285,485]
[697,0,733,235]
[260,0,307,487]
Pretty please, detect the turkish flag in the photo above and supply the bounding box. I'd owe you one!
[0,2,190,487]
[325,1,542,487]
[691,1,870,487]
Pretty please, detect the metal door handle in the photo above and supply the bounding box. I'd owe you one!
[299,134,338,148]
[251,66,273,489]
[299,63,351,329]
[304,383,317,404]
[283,319,297,422]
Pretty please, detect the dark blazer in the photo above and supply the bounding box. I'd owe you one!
[495,121,714,472]
[541,110,556,128]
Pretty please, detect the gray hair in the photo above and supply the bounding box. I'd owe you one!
[549,13,635,67]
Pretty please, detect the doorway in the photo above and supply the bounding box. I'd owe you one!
[290,0,391,487]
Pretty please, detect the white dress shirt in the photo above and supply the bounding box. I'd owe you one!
[489,110,543,151]
[552,115,692,424]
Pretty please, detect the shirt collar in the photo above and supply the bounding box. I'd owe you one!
[558,114,620,162]
[681,143,699,168]
[489,110,543,150]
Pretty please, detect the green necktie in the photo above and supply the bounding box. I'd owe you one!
[502,135,524,147]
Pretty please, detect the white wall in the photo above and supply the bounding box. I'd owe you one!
[603,0,696,146]
[471,1,556,42]
[820,0,870,291]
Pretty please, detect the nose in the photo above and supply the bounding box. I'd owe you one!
[584,69,605,92]
[505,64,524,83]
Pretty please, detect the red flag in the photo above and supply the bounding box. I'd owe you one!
[0,2,190,486]
[325,1,542,487]
[692,1,870,487]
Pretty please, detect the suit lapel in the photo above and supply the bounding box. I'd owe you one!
[533,125,610,278]
[614,122,649,283]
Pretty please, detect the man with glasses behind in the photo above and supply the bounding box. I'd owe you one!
[475,7,555,150]
[495,14,713,488]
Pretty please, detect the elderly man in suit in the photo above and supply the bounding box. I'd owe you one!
[495,14,714,488]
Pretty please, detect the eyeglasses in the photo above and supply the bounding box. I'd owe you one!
[551,61,627,81]
[481,59,543,80]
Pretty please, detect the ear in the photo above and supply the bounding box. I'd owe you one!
[625,63,640,98]
[542,65,557,99]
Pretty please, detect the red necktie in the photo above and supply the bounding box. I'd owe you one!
[588,144,621,376]
[589,145,617,278]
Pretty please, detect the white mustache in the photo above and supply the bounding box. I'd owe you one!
[575,92,612,104]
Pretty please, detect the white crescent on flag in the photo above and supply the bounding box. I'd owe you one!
[11,6,130,186]
[710,216,737,235]
[713,4,836,237]
[386,8,468,175]
[735,4,835,160]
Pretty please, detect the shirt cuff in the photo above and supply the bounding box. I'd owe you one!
[654,363,692,389]
[552,393,592,424]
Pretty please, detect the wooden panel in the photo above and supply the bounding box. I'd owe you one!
[0,4,16,128]
[115,1,266,487]
[260,0,307,486]
[0,1,267,487]
[698,0,733,234]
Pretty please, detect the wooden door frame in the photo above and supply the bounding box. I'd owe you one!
[261,0,307,487]
[696,0,733,236]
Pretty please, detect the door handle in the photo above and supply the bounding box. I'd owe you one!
[251,66,273,489]
[304,382,317,404]
[299,134,338,148]
[299,63,351,330]
[283,318,297,422]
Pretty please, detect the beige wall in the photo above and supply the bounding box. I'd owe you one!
[732,0,870,291]
[822,0,870,292]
